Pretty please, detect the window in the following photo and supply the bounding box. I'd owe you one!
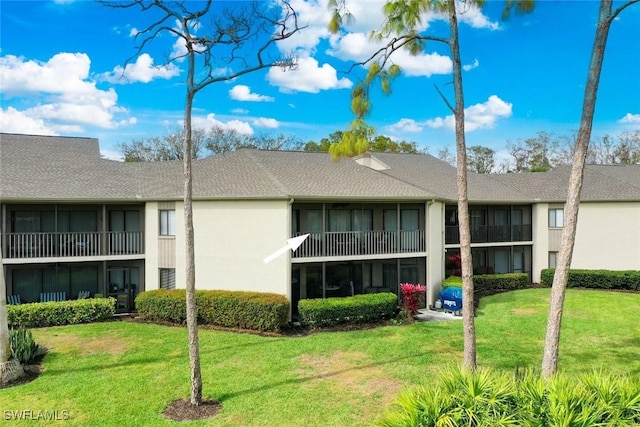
[549,252,558,269]
[159,268,176,290]
[160,210,176,236]
[548,208,564,228]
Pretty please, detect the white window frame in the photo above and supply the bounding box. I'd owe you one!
[160,210,176,236]
[548,208,564,228]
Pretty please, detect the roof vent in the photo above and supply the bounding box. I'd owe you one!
[353,153,390,171]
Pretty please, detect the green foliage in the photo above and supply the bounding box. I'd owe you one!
[135,289,289,332]
[540,268,640,291]
[298,292,398,328]
[7,298,116,328]
[441,275,462,289]
[9,328,48,364]
[474,273,530,292]
[377,366,640,427]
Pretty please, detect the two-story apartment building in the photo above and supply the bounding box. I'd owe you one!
[1,133,639,313]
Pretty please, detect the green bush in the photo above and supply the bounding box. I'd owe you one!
[541,268,640,291]
[440,276,462,289]
[474,273,530,292]
[7,298,116,328]
[298,293,398,328]
[135,289,290,332]
[377,366,640,427]
[9,328,48,364]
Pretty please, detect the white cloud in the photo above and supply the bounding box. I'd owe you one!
[229,85,274,102]
[267,56,352,93]
[386,118,423,133]
[232,108,249,114]
[188,113,254,135]
[129,27,139,37]
[426,95,512,131]
[618,113,640,124]
[463,59,479,71]
[253,117,279,128]
[455,2,500,30]
[0,107,57,135]
[102,53,180,84]
[0,53,135,132]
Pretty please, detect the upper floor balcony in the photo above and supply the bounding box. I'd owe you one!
[444,204,533,245]
[292,229,425,258]
[4,231,144,259]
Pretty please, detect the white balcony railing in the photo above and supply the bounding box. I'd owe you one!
[292,230,425,258]
[4,231,144,259]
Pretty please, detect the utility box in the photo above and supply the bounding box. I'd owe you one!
[438,286,463,313]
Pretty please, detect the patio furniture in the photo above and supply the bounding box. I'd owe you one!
[8,295,22,305]
[78,290,91,299]
[40,292,66,302]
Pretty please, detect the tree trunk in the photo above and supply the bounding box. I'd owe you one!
[0,255,24,385]
[448,0,476,370]
[184,46,203,405]
[541,0,618,378]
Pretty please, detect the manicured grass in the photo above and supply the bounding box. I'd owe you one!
[2,289,638,426]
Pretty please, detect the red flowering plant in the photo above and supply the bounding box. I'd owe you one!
[448,253,462,276]
[400,283,427,317]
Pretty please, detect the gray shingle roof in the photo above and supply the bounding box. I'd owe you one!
[2,133,639,203]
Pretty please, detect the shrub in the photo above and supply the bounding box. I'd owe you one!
[400,283,426,315]
[474,273,530,292]
[135,289,290,332]
[298,293,397,328]
[440,276,462,289]
[541,268,640,291]
[377,366,640,427]
[9,328,48,364]
[7,298,116,328]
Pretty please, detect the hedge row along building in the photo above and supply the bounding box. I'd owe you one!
[2,133,639,315]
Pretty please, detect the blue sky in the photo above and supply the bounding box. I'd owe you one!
[1,0,639,161]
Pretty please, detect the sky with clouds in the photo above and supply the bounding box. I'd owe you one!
[1,0,638,160]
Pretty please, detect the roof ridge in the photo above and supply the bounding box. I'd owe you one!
[243,149,290,196]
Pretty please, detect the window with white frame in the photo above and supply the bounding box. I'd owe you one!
[159,268,176,290]
[549,251,558,268]
[548,208,564,228]
[160,210,176,236]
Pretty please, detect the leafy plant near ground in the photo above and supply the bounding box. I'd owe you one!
[9,328,48,364]
[298,292,397,328]
[136,289,289,332]
[377,366,640,427]
[541,268,640,290]
[400,283,426,316]
[7,298,116,328]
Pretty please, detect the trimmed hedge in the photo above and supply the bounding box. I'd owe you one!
[135,289,290,332]
[540,268,640,291]
[8,298,116,328]
[298,292,398,328]
[474,273,530,292]
[441,273,529,292]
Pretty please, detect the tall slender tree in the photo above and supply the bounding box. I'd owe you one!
[541,0,639,378]
[329,0,532,370]
[105,0,302,406]
[0,254,24,386]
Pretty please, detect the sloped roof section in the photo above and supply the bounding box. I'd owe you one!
[0,133,138,201]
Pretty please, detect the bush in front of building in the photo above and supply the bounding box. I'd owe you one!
[135,289,290,332]
[474,273,530,292]
[540,268,640,291]
[7,298,116,328]
[298,292,398,328]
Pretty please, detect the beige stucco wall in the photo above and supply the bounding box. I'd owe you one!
[571,202,640,270]
[172,199,290,296]
[426,201,445,307]
[531,203,550,283]
[144,201,160,290]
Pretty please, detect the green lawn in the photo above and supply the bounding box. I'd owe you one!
[2,288,639,426]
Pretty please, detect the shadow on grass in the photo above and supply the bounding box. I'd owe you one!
[216,350,429,401]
